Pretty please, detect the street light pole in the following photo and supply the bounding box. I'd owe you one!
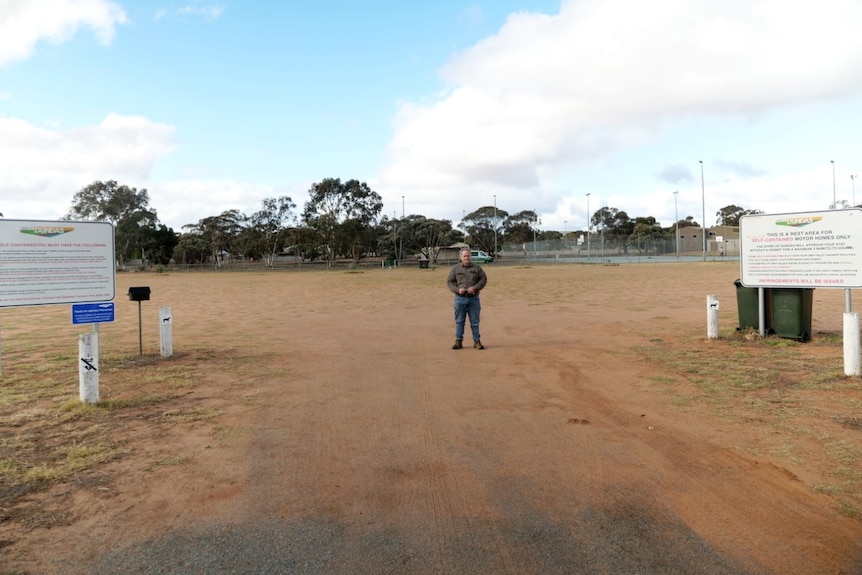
[402,195,405,218]
[586,193,591,262]
[563,220,567,250]
[600,206,605,260]
[674,191,679,257]
[851,174,857,207]
[393,211,398,263]
[493,195,497,256]
[699,160,706,261]
[532,215,537,257]
[831,160,836,208]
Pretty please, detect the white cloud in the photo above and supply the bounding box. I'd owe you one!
[0,0,127,67]
[0,114,177,221]
[379,0,862,225]
[178,4,224,21]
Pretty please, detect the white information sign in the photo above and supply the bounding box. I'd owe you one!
[740,209,862,288]
[0,220,115,307]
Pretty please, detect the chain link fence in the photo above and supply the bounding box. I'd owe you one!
[500,235,739,260]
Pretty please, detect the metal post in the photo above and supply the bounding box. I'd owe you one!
[700,160,706,261]
[586,193,591,262]
[600,206,605,260]
[137,300,143,355]
[493,195,497,255]
[852,174,857,207]
[674,190,679,257]
[532,219,536,258]
[831,160,836,208]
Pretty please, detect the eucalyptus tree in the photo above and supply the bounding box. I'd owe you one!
[251,196,297,267]
[462,206,509,255]
[138,224,179,266]
[182,209,247,268]
[501,209,538,244]
[627,216,666,253]
[66,180,167,267]
[173,232,210,266]
[591,206,614,232]
[715,205,762,227]
[394,216,461,262]
[302,178,383,265]
[377,214,401,262]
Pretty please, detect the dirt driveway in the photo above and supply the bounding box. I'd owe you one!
[2,261,862,574]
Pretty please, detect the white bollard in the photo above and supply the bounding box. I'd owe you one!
[79,332,99,403]
[159,306,173,358]
[707,295,719,339]
[844,312,861,376]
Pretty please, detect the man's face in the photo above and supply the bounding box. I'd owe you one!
[460,250,472,265]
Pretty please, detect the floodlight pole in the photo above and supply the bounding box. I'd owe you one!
[674,191,679,258]
[700,160,706,261]
[586,193,591,262]
[600,206,605,259]
[493,195,497,256]
[532,216,537,258]
[831,160,836,208]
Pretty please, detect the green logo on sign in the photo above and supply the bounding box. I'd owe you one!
[775,217,822,228]
[20,226,75,238]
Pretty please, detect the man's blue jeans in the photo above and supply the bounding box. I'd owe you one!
[454,295,481,342]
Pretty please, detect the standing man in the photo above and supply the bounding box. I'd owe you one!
[446,247,488,350]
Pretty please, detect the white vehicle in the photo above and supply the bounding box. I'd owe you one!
[470,250,494,263]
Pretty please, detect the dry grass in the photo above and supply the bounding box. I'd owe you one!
[0,329,206,507]
[640,327,862,517]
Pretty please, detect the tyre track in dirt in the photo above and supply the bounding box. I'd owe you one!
[511,299,862,575]
[414,351,518,574]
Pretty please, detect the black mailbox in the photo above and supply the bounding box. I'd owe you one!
[128,286,151,301]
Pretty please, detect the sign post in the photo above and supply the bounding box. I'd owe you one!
[0,220,115,307]
[0,220,115,376]
[79,333,99,404]
[740,209,862,373]
[71,302,115,403]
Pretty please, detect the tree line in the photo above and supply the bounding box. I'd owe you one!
[64,179,766,267]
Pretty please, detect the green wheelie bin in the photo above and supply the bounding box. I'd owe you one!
[770,288,814,342]
[734,279,772,332]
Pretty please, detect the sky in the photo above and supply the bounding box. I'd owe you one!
[2,0,862,235]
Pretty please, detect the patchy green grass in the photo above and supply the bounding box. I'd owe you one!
[639,328,862,519]
[0,348,208,506]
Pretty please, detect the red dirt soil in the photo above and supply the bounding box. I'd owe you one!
[2,262,861,574]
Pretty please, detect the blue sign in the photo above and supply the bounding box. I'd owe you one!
[72,302,115,325]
